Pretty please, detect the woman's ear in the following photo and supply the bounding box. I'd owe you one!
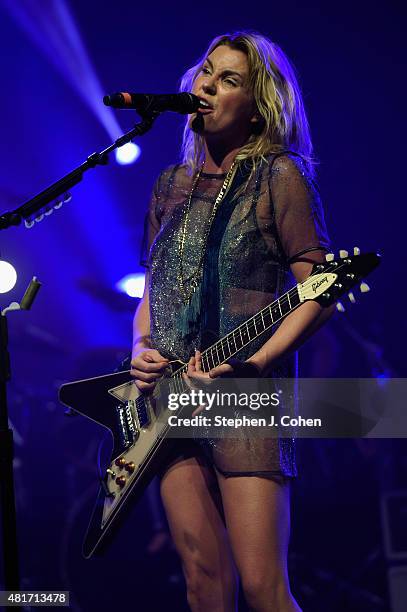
[250,111,264,134]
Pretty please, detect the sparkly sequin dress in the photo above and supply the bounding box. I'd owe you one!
[141,153,330,478]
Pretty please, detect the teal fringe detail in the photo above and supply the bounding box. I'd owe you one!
[178,283,202,346]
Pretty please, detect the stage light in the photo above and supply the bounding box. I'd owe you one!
[115,143,141,165]
[0,260,17,293]
[376,370,391,388]
[116,273,145,298]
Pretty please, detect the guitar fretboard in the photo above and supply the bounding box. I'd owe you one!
[165,285,301,396]
[202,286,301,371]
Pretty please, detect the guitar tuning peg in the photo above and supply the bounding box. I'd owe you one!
[339,249,349,258]
[336,302,346,312]
[348,292,356,303]
[325,253,335,262]
[360,282,370,293]
[353,247,360,255]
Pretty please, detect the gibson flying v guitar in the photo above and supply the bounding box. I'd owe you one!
[59,248,380,557]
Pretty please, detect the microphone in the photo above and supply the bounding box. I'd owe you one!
[103,92,201,114]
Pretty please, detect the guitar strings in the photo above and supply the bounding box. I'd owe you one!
[135,258,351,407]
[132,257,367,462]
[175,259,346,378]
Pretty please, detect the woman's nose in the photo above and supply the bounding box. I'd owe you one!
[202,79,216,95]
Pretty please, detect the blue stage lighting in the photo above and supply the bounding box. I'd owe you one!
[116,273,145,298]
[0,260,17,293]
[376,371,391,388]
[115,143,141,165]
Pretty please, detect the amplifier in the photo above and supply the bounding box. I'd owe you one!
[388,566,407,612]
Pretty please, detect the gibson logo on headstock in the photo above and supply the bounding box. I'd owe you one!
[312,276,328,294]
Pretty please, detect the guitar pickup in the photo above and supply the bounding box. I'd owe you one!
[115,402,139,448]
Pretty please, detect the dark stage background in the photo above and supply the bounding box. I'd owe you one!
[0,1,406,611]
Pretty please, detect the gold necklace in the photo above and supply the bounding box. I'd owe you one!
[178,160,238,304]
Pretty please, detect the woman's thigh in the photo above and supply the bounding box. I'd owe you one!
[159,448,236,582]
[215,471,292,585]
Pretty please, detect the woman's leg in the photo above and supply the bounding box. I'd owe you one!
[215,471,301,612]
[160,452,238,612]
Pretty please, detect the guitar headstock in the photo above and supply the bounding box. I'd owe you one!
[298,247,381,309]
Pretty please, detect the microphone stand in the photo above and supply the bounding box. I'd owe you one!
[0,279,41,609]
[0,112,158,602]
[0,112,159,230]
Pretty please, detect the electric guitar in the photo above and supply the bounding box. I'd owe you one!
[59,248,380,557]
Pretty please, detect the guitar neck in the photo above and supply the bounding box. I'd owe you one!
[200,285,301,372]
[164,284,301,397]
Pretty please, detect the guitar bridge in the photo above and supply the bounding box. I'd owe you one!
[133,396,150,428]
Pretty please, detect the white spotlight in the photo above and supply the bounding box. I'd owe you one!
[0,260,17,293]
[116,273,145,298]
[115,142,141,165]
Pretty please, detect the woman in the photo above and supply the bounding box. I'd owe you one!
[131,31,332,612]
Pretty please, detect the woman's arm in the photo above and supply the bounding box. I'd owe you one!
[244,154,334,375]
[132,169,171,390]
[246,257,336,375]
[131,273,169,392]
[187,256,335,382]
[132,272,152,358]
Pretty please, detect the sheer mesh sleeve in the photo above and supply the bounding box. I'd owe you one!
[139,174,163,268]
[269,154,330,263]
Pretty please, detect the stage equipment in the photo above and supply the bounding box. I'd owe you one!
[388,566,407,612]
[0,260,17,293]
[103,92,201,114]
[0,99,177,600]
[0,277,41,598]
[115,142,140,165]
[0,108,160,231]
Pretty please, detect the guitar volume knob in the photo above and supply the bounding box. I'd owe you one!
[115,476,126,488]
[115,457,126,468]
[125,462,135,474]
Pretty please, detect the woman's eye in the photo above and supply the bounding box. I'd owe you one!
[201,67,210,74]
[224,78,237,86]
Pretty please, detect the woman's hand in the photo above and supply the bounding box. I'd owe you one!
[130,348,169,393]
[183,350,260,416]
[184,350,261,382]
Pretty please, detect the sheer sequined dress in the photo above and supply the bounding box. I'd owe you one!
[140,153,330,478]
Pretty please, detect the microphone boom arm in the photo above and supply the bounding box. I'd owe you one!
[0,111,159,231]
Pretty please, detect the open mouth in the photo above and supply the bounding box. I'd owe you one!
[198,98,214,113]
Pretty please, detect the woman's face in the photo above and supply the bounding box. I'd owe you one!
[191,45,258,143]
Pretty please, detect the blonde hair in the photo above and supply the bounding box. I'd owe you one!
[180,31,315,177]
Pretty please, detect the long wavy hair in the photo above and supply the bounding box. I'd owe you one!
[180,31,315,177]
